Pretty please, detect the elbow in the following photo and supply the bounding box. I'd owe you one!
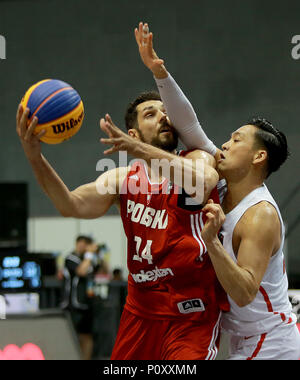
[58,196,78,218]
[234,288,258,308]
[235,296,253,308]
[59,208,75,218]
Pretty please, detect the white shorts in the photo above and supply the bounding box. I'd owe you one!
[227,323,300,360]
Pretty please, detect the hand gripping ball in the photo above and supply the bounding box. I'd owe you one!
[21,79,84,144]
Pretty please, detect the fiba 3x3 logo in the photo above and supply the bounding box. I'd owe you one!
[0,295,6,319]
[0,35,6,60]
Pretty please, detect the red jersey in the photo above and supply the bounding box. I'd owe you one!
[119,153,229,323]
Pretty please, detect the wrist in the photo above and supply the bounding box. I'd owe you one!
[203,236,222,250]
[132,140,150,161]
[26,150,42,164]
[152,65,168,80]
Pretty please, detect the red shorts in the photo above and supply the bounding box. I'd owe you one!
[111,308,221,360]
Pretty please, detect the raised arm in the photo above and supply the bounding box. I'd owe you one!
[100,114,218,205]
[16,104,127,219]
[135,22,220,159]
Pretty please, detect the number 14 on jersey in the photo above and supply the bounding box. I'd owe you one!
[133,236,153,264]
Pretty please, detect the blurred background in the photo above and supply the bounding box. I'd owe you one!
[0,0,299,359]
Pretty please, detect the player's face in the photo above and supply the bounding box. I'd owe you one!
[218,125,259,180]
[135,100,178,152]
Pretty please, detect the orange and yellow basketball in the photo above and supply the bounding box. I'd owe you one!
[21,79,84,144]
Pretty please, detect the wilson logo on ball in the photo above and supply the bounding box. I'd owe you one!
[51,111,84,134]
[21,79,84,144]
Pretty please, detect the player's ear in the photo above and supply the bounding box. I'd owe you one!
[128,129,140,140]
[253,149,267,165]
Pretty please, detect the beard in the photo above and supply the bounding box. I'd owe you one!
[150,132,179,152]
[138,127,179,152]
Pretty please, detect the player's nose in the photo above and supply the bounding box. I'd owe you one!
[159,111,170,125]
[222,140,230,151]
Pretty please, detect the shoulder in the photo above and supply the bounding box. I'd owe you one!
[184,149,216,168]
[65,253,81,266]
[237,201,280,240]
[242,201,279,224]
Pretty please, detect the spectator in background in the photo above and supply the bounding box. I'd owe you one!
[112,268,124,282]
[95,243,110,277]
[60,235,101,360]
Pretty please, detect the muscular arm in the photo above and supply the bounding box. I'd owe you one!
[16,103,128,219]
[201,201,281,307]
[100,115,219,205]
[29,156,127,218]
[131,144,219,204]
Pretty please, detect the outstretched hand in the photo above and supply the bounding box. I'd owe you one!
[134,22,167,79]
[100,114,138,156]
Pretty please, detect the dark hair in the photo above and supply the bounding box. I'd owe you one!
[113,268,122,276]
[249,117,290,178]
[125,91,161,131]
[76,235,93,244]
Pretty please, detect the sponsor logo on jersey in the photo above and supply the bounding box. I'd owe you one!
[177,298,205,314]
[131,266,174,283]
[127,200,168,230]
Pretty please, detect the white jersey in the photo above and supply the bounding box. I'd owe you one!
[221,183,296,337]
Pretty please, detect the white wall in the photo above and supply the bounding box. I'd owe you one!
[27,216,128,277]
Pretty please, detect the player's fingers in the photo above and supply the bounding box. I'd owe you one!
[134,27,140,47]
[103,145,119,155]
[24,116,38,141]
[138,22,144,45]
[203,203,222,215]
[105,114,117,128]
[104,120,121,138]
[19,108,31,137]
[147,32,154,55]
[36,129,46,140]
[205,212,215,221]
[202,203,216,213]
[16,104,23,131]
[142,23,149,46]
[148,32,157,55]
[100,118,114,137]
[100,137,114,145]
[100,137,122,146]
[207,205,225,225]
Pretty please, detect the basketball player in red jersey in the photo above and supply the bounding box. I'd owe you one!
[16,92,229,360]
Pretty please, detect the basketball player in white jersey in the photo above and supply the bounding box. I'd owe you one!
[135,22,300,359]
